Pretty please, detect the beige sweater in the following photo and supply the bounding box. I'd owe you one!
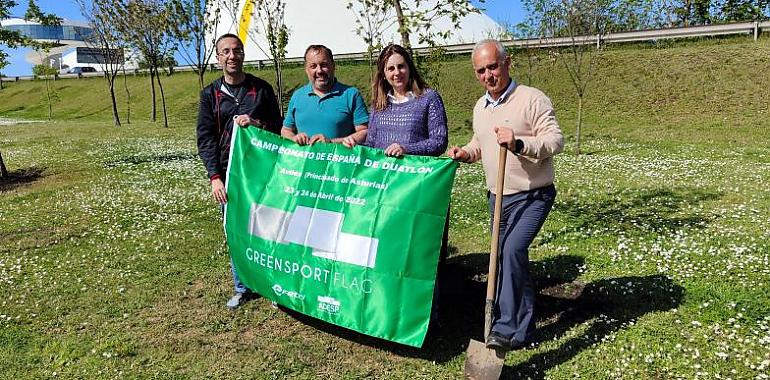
[462,84,564,195]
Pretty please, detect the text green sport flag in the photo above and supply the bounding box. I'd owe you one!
[224,127,457,347]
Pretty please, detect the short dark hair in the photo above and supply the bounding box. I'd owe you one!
[215,33,243,53]
[304,45,334,64]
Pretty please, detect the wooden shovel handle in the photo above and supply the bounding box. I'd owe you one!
[484,145,507,339]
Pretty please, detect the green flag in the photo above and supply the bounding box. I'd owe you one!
[225,127,457,347]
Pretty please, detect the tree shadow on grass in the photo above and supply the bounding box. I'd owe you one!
[280,244,483,362]
[0,166,46,192]
[282,252,683,376]
[435,253,683,377]
[503,273,684,379]
[541,188,721,245]
[425,254,586,362]
[281,246,475,363]
[103,152,198,168]
[71,105,112,119]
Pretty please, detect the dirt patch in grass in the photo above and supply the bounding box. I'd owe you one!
[540,280,586,300]
[0,226,84,254]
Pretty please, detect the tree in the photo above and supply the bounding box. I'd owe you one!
[217,0,241,33]
[25,0,61,120]
[716,0,767,21]
[109,0,176,128]
[0,149,7,178]
[526,0,612,155]
[605,0,664,29]
[503,22,542,87]
[673,0,713,26]
[32,59,59,120]
[384,0,483,49]
[121,58,132,124]
[349,0,483,91]
[1,0,23,177]
[0,0,27,58]
[23,0,60,25]
[0,0,58,177]
[0,48,9,90]
[244,0,289,114]
[347,0,391,83]
[170,0,220,90]
[77,0,130,128]
[0,0,22,90]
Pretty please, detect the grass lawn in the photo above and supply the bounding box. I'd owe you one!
[1,36,769,379]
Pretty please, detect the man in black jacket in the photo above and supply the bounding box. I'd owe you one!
[196,33,282,309]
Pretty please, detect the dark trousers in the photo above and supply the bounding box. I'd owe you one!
[431,208,451,319]
[487,184,556,342]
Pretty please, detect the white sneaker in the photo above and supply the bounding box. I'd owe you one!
[226,293,244,310]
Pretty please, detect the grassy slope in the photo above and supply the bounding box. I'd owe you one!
[2,36,769,144]
[1,36,769,379]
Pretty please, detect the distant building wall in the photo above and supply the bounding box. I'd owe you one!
[206,0,502,64]
[1,17,140,72]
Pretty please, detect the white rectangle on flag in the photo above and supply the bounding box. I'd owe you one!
[313,233,379,268]
[283,206,343,252]
[248,203,291,242]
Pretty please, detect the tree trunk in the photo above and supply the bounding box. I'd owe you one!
[273,61,284,116]
[392,0,411,50]
[368,48,375,85]
[123,65,131,124]
[108,78,121,128]
[198,66,205,90]
[149,66,157,122]
[526,50,536,86]
[156,73,169,128]
[45,77,53,120]
[0,149,8,178]
[576,95,583,156]
[0,77,4,90]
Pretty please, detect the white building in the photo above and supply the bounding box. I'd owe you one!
[0,17,139,73]
[207,0,502,63]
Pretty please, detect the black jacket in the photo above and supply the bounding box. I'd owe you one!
[196,74,282,180]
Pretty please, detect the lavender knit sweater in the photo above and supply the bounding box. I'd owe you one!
[364,89,448,156]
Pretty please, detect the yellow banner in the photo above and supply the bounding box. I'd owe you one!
[238,0,255,42]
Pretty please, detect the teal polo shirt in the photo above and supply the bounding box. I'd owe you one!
[283,80,369,139]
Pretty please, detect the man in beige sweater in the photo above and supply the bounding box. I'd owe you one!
[448,39,564,351]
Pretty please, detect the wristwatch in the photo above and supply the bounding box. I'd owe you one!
[514,139,524,155]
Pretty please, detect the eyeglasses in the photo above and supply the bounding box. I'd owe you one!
[218,48,244,57]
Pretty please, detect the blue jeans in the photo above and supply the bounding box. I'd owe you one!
[230,257,247,294]
[487,184,555,342]
[221,204,247,294]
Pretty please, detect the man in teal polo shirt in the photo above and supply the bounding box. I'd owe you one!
[282,45,369,146]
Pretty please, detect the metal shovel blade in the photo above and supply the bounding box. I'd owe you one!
[464,339,505,380]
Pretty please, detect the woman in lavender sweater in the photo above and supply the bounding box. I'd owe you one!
[344,44,448,157]
[346,44,449,322]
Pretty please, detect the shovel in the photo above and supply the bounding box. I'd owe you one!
[464,145,508,380]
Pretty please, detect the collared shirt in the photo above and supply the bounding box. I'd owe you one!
[387,91,415,104]
[484,79,517,108]
[283,79,369,138]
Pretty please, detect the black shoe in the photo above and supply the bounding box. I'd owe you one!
[485,331,512,351]
[509,337,529,350]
